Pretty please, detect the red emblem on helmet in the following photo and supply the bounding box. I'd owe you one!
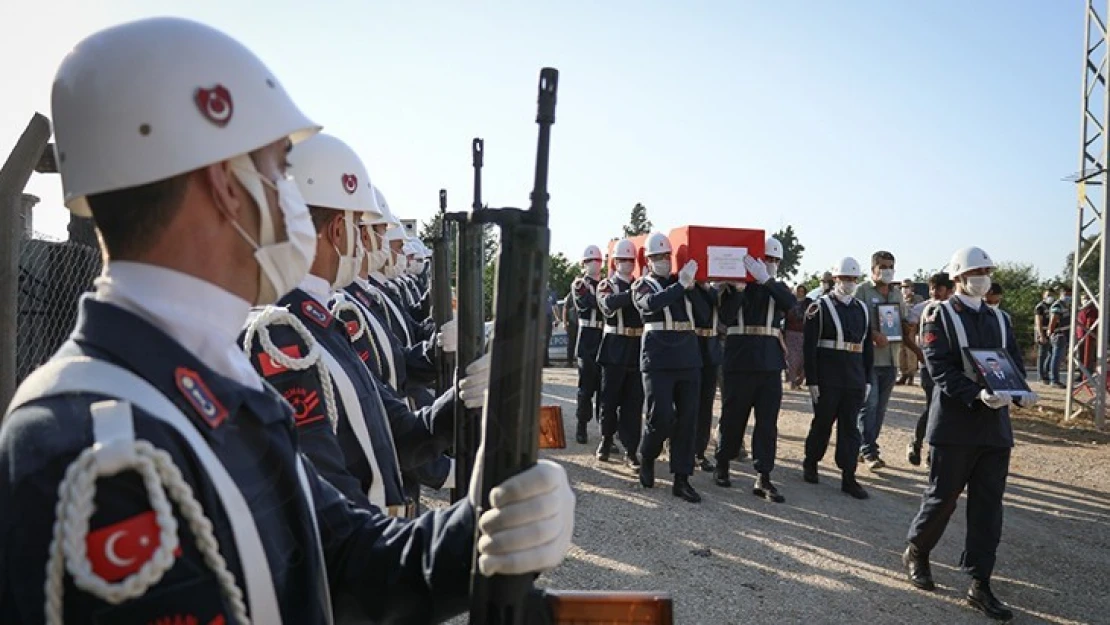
[194,85,234,127]
[341,174,358,195]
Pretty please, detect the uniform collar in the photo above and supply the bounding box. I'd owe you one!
[69,297,292,442]
[298,273,333,306]
[94,261,261,390]
[369,271,388,284]
[955,292,983,311]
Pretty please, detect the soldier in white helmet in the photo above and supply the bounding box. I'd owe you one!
[902,247,1034,621]
[0,17,574,624]
[572,244,606,444]
[801,257,873,500]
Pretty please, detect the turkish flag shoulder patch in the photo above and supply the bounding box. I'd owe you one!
[87,510,181,582]
[258,345,302,377]
[923,332,937,345]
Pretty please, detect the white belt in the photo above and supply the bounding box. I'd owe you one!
[817,339,864,353]
[604,325,643,337]
[695,328,716,337]
[579,320,604,329]
[644,321,694,332]
[727,326,781,338]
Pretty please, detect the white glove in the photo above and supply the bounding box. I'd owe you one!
[808,386,820,403]
[437,319,458,353]
[743,255,770,284]
[864,384,872,401]
[458,353,490,409]
[475,459,575,576]
[978,389,1011,410]
[1014,391,1039,408]
[678,260,698,289]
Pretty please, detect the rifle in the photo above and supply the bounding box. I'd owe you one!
[447,138,486,503]
[468,68,673,625]
[431,189,455,395]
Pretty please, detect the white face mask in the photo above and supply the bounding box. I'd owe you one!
[879,268,895,284]
[584,260,601,278]
[963,275,992,298]
[364,228,391,274]
[835,281,858,298]
[331,211,361,289]
[765,261,779,277]
[648,259,671,277]
[230,155,316,305]
[385,251,405,278]
[617,260,635,277]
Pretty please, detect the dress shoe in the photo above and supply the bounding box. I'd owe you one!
[575,422,587,444]
[714,461,731,488]
[906,441,922,466]
[697,456,716,473]
[626,452,641,469]
[841,476,869,499]
[902,544,935,591]
[639,460,654,488]
[866,456,886,470]
[802,462,819,484]
[596,437,612,462]
[672,475,701,503]
[753,473,785,503]
[967,579,1014,621]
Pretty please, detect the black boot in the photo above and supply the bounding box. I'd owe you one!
[841,474,869,499]
[802,461,819,484]
[596,436,612,462]
[672,474,701,503]
[639,459,654,488]
[902,543,935,591]
[966,579,1014,621]
[753,473,785,503]
[906,440,922,466]
[696,455,716,473]
[575,422,587,444]
[714,460,731,488]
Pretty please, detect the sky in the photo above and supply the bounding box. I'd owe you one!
[0,0,1085,282]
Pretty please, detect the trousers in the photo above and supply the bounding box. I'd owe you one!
[804,385,865,474]
[576,357,601,424]
[907,445,1011,581]
[640,368,700,476]
[695,363,719,458]
[716,370,782,474]
[600,364,644,453]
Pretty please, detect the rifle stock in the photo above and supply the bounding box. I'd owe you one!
[448,138,486,503]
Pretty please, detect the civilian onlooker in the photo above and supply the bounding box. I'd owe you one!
[1077,294,1097,374]
[1048,286,1073,388]
[783,284,810,389]
[854,250,905,470]
[1034,289,1054,384]
[985,281,1004,309]
[898,278,925,384]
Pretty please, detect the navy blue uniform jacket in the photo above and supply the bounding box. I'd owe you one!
[573,275,603,359]
[719,280,795,373]
[0,298,474,624]
[921,298,1022,448]
[803,296,874,389]
[691,283,723,366]
[595,275,642,368]
[633,274,708,372]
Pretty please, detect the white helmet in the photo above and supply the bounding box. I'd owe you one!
[832,257,861,278]
[644,232,673,257]
[385,224,407,243]
[947,246,995,277]
[582,245,603,263]
[612,238,637,260]
[402,240,420,257]
[361,185,402,227]
[288,133,379,216]
[51,17,319,216]
[765,236,784,260]
[409,240,427,260]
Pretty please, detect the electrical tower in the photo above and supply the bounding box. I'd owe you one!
[1066,0,1110,430]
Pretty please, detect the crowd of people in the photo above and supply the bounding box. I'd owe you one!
[567,237,1036,621]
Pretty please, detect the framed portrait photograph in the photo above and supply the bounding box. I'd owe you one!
[964,347,1032,395]
[876,303,903,342]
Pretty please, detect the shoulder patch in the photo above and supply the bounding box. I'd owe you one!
[283,386,325,427]
[355,291,374,309]
[87,510,182,582]
[174,367,227,429]
[258,345,303,377]
[922,331,938,345]
[597,279,613,295]
[301,300,333,328]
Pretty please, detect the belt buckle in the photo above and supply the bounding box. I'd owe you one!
[405,498,416,519]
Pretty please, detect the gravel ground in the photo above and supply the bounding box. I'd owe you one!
[437,367,1110,624]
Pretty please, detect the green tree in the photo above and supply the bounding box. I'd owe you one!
[547,252,578,300]
[911,268,940,282]
[993,262,1045,354]
[770,225,805,281]
[1062,235,1099,292]
[622,203,653,237]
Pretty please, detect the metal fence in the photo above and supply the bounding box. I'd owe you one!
[16,229,101,383]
